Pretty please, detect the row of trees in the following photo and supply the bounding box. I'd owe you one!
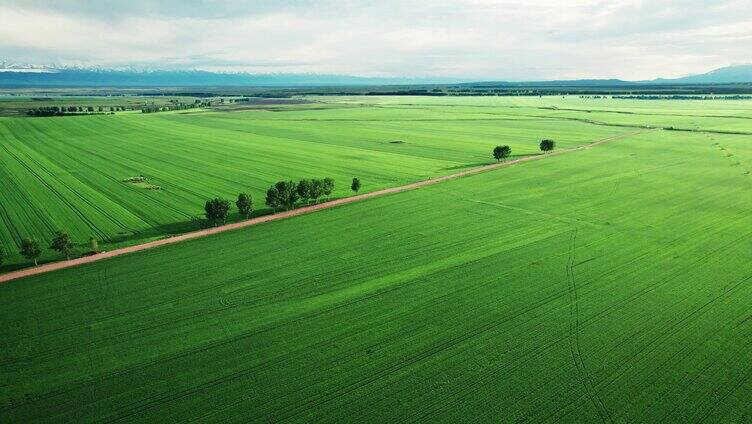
[204,190,264,226]
[264,177,337,211]
[1,232,99,267]
[141,102,203,113]
[27,106,128,116]
[204,197,233,226]
[613,95,752,101]
[27,101,212,117]
[2,177,361,267]
[4,136,556,268]
[142,99,212,113]
[492,139,556,162]
[203,177,362,226]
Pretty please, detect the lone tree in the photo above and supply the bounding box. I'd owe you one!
[204,198,231,226]
[297,179,312,204]
[0,245,5,268]
[540,139,556,153]
[50,230,73,259]
[89,236,99,253]
[351,177,361,193]
[309,179,324,203]
[323,177,335,199]
[493,145,512,162]
[265,186,280,211]
[236,193,253,218]
[20,238,42,266]
[275,181,299,210]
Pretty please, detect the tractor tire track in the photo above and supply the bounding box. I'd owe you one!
[566,227,613,423]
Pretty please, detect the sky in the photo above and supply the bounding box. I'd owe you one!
[0,0,750,81]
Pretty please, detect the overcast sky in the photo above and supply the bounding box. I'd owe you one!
[0,0,750,80]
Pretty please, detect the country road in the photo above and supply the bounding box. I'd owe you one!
[0,128,654,284]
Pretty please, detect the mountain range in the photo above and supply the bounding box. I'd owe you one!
[650,64,752,84]
[1,64,751,87]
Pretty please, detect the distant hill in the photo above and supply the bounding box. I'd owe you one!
[460,65,752,88]
[466,66,752,87]
[651,64,752,84]
[460,79,635,87]
[1,64,751,88]
[0,68,462,87]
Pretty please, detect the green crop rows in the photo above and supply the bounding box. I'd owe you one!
[0,97,629,268]
[2,96,752,421]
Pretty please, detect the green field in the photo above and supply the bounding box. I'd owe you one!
[0,95,200,117]
[0,97,633,268]
[2,97,752,421]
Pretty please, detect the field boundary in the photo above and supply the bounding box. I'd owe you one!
[0,128,654,283]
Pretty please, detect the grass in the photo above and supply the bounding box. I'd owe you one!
[2,124,752,421]
[0,97,629,269]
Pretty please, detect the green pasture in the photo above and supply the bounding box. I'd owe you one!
[351,95,752,133]
[2,128,751,422]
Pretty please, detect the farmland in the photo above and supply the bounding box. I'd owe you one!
[2,102,752,421]
[0,95,198,117]
[0,96,635,268]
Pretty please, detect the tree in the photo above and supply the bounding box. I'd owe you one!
[351,177,361,193]
[297,179,312,204]
[50,230,73,259]
[323,177,335,199]
[540,139,556,153]
[204,198,231,226]
[493,145,511,162]
[275,181,299,210]
[309,179,324,203]
[89,236,99,253]
[20,238,41,266]
[236,193,253,218]
[0,245,5,268]
[265,186,280,211]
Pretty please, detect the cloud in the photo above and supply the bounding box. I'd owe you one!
[0,0,750,80]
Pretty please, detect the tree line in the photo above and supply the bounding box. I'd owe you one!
[0,232,100,268]
[204,177,363,226]
[613,95,752,101]
[1,177,360,268]
[1,138,555,269]
[492,139,556,162]
[264,177,337,211]
[27,105,129,116]
[26,101,212,117]
[141,100,209,113]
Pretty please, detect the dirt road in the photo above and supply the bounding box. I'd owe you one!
[0,129,653,283]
